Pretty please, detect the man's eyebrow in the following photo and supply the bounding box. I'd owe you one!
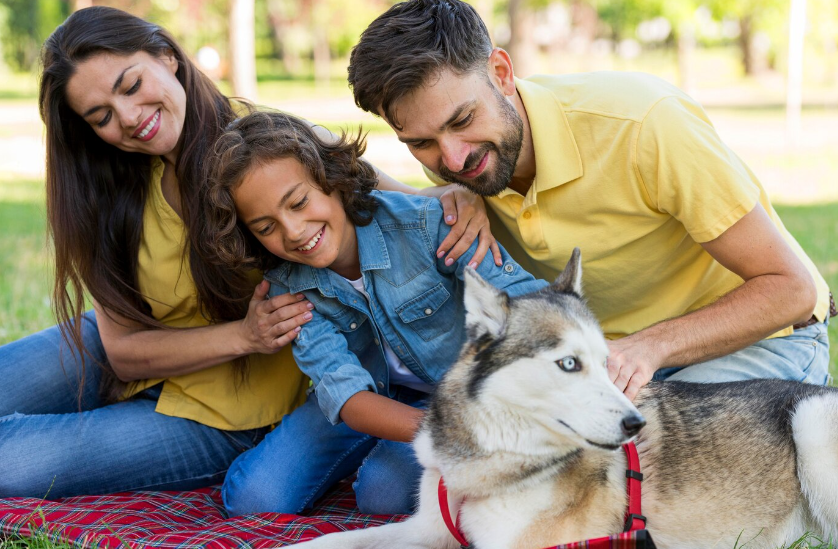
[246,182,303,226]
[81,64,138,118]
[396,100,477,144]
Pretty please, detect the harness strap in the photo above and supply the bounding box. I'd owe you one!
[438,476,470,548]
[437,442,645,548]
[623,442,646,532]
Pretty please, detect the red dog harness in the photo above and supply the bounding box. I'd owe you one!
[438,442,645,548]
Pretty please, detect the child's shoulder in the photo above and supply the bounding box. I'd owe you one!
[371,190,444,229]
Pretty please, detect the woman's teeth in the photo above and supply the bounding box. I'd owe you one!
[298,229,323,251]
[137,111,160,138]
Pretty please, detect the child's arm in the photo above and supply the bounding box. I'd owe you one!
[339,391,425,443]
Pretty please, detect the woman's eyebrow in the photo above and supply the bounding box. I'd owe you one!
[82,64,138,118]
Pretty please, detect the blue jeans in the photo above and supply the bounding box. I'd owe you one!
[653,319,831,384]
[223,387,426,517]
[0,311,266,499]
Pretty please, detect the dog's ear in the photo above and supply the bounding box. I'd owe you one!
[464,266,509,340]
[553,247,583,296]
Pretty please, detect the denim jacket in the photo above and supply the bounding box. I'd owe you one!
[265,191,548,424]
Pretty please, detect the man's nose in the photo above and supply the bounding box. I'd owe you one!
[439,138,469,173]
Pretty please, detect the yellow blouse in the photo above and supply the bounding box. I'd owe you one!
[124,157,308,430]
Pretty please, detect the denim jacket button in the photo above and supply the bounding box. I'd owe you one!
[350,322,358,330]
[374,338,380,346]
[504,263,514,273]
[377,381,385,389]
[424,308,432,316]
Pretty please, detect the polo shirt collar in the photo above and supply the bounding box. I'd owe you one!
[498,77,582,198]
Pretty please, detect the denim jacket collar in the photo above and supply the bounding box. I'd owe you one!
[264,218,391,296]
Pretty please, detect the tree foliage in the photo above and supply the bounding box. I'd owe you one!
[0,0,68,72]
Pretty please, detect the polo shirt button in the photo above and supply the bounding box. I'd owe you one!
[424,308,433,315]
[504,264,514,273]
[377,381,385,389]
[523,211,532,220]
[349,322,357,330]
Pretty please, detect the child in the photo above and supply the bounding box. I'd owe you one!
[202,111,548,516]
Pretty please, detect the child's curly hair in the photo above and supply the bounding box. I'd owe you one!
[200,111,379,273]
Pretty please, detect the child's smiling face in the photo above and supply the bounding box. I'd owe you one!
[234,156,361,279]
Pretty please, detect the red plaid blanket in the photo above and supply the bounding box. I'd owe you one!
[0,481,655,548]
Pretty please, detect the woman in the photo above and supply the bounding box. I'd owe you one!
[0,6,497,500]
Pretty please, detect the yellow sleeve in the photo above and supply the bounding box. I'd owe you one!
[422,165,448,187]
[635,96,760,243]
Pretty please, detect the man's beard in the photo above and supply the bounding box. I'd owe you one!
[437,86,524,197]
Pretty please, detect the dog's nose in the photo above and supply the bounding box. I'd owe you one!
[621,413,646,437]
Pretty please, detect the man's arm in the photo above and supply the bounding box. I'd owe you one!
[608,202,817,400]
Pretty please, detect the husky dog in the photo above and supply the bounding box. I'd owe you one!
[294,249,838,549]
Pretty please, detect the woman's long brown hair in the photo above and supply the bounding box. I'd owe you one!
[39,6,254,399]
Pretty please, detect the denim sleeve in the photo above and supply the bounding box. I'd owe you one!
[267,282,376,425]
[426,200,549,297]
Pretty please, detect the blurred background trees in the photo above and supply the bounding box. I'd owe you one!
[1,0,834,98]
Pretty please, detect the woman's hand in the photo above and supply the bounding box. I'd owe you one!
[238,280,313,354]
[433,186,502,269]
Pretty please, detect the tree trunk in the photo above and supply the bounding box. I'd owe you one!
[739,15,753,75]
[311,0,330,89]
[677,21,696,96]
[229,0,258,101]
[507,0,537,77]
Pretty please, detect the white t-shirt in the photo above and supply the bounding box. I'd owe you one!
[344,276,434,394]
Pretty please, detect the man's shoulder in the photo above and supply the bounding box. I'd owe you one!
[525,71,688,122]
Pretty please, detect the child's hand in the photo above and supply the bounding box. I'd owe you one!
[239,281,313,354]
[436,187,502,269]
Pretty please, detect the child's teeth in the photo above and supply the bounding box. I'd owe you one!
[298,229,322,251]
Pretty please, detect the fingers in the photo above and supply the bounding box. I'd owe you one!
[624,375,646,402]
[489,240,503,267]
[250,280,270,303]
[439,190,459,226]
[254,291,306,316]
[444,219,483,266]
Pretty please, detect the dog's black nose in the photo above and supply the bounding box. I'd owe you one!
[621,413,646,437]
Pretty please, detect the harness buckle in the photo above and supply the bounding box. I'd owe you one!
[623,513,647,532]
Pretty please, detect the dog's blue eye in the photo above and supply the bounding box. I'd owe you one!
[557,356,581,372]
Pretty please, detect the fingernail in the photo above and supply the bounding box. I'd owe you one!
[445,258,454,266]
[304,312,313,320]
[296,293,305,300]
[295,326,302,333]
[445,215,455,223]
[468,261,477,269]
[306,302,314,309]
[437,251,445,258]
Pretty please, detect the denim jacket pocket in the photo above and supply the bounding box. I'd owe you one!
[396,283,454,342]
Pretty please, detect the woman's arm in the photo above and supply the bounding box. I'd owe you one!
[95,280,312,382]
[339,390,425,443]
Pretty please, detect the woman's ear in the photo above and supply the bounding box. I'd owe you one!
[162,48,178,74]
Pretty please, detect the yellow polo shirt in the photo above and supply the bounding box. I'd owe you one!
[124,156,308,430]
[428,72,829,340]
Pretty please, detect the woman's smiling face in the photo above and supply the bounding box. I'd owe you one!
[65,50,187,162]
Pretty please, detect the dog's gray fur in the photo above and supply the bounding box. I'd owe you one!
[294,249,838,549]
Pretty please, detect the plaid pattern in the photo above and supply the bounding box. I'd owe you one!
[0,479,403,548]
[0,481,656,549]
[549,530,657,549]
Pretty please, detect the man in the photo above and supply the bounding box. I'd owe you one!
[348,0,834,399]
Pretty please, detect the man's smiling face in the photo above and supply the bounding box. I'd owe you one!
[382,65,523,197]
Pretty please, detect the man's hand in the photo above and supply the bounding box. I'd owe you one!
[606,336,662,401]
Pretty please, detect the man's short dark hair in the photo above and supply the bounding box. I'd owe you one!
[348,0,493,128]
